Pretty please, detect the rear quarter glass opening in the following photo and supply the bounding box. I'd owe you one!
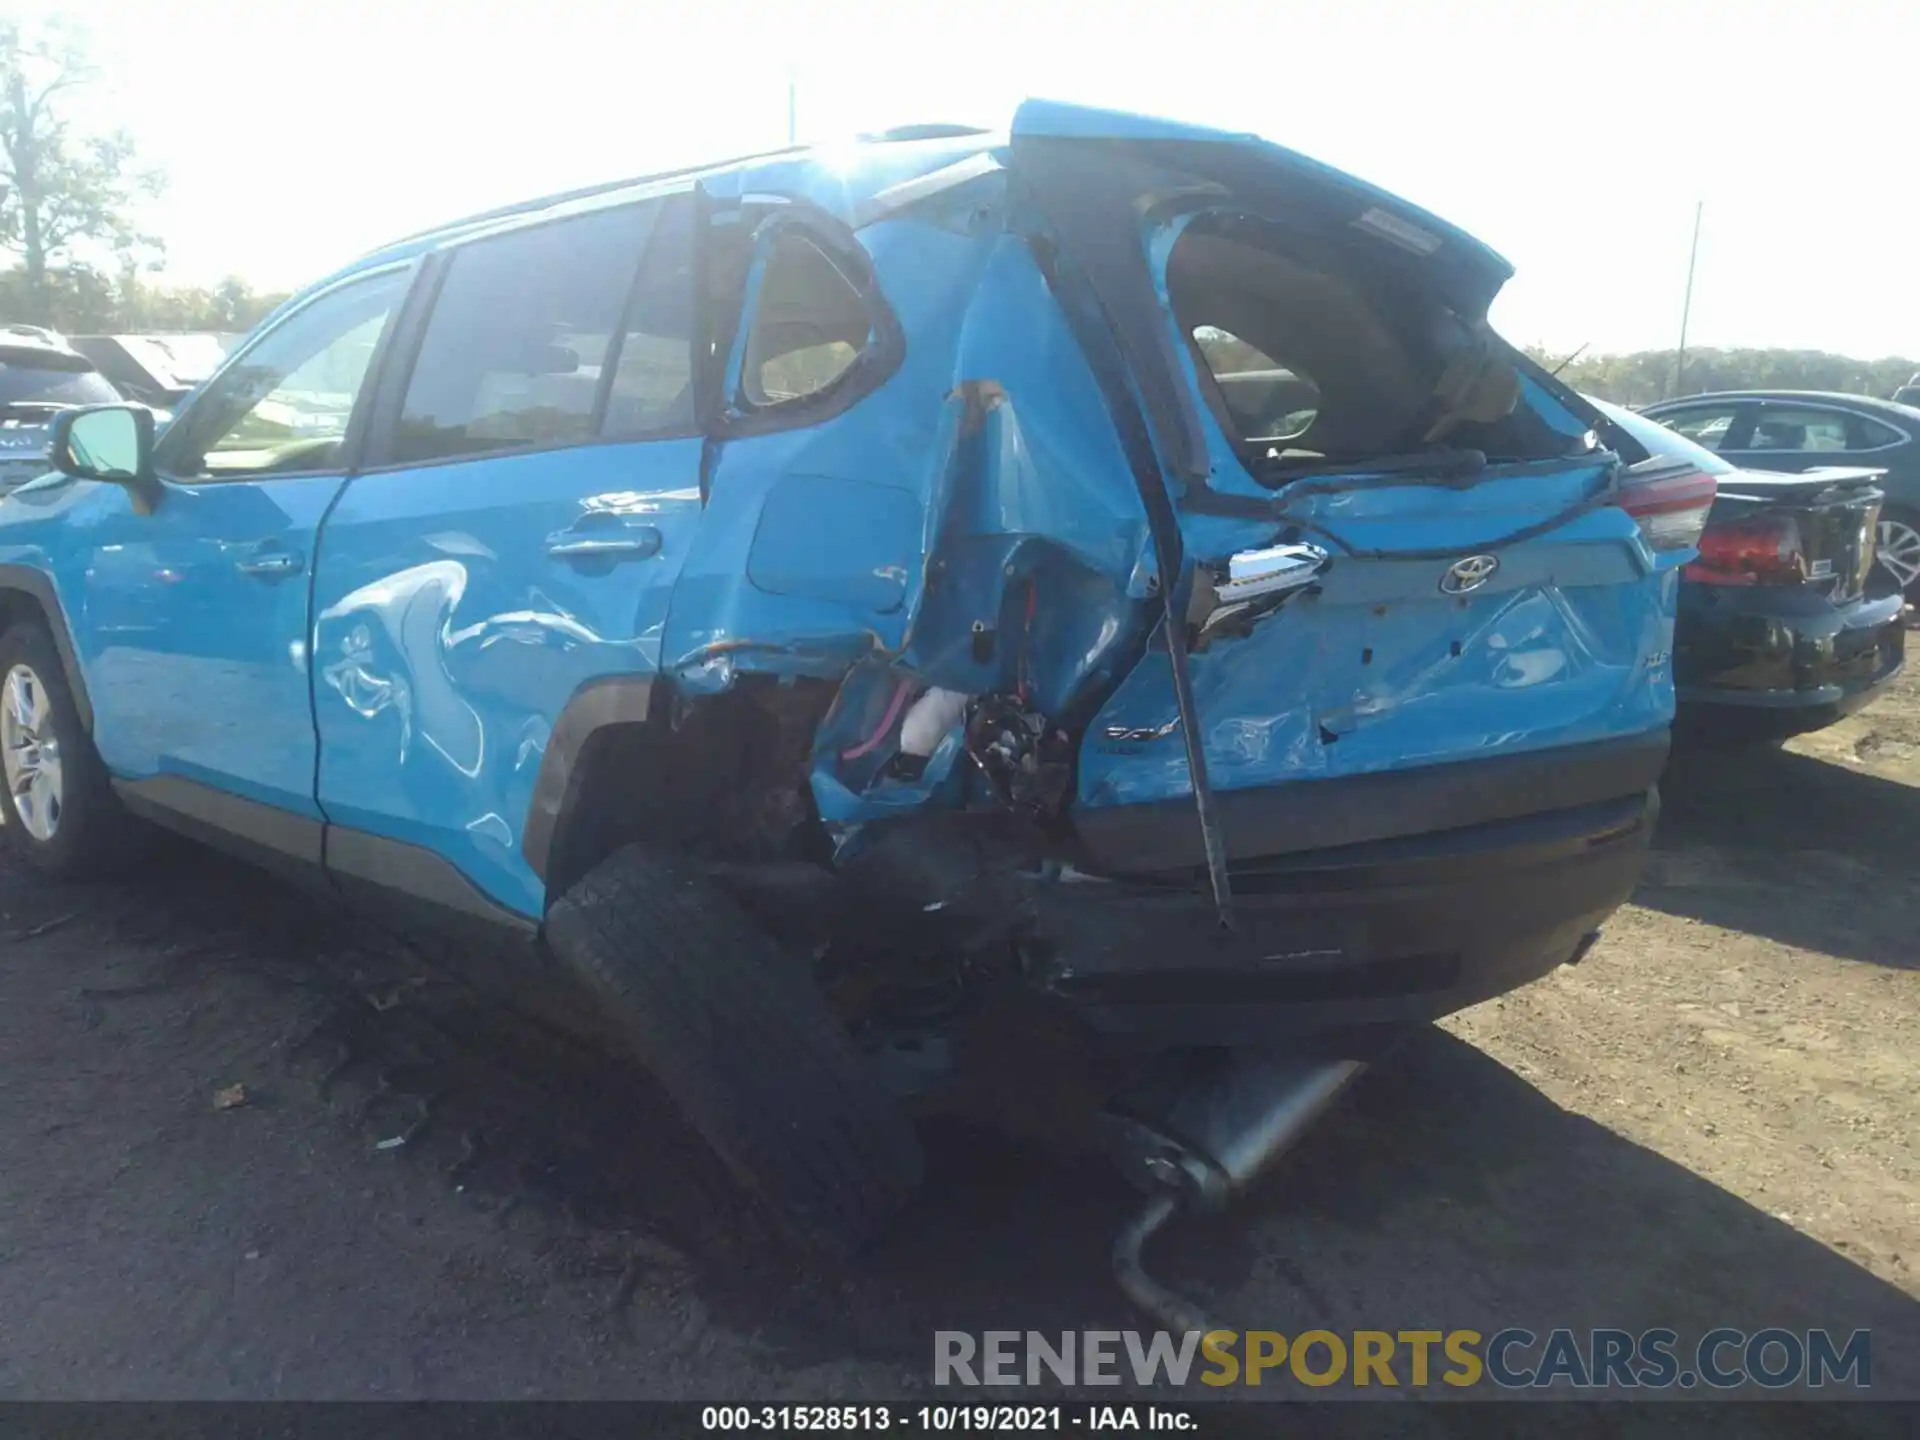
[1166,212,1598,486]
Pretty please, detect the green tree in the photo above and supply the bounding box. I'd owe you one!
[0,17,163,324]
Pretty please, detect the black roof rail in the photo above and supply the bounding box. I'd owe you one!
[367,125,994,258]
[368,142,815,256]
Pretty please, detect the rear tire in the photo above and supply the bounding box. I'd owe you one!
[0,622,140,877]
[544,843,924,1260]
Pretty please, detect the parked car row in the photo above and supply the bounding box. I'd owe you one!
[0,327,231,496]
[1597,398,1904,743]
[1641,388,1920,602]
[0,103,1898,1279]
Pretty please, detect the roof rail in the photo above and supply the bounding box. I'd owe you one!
[367,124,994,258]
[856,123,991,143]
[367,142,813,256]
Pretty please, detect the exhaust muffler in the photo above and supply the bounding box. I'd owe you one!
[1101,1052,1367,1330]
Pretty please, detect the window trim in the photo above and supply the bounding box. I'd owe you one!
[155,259,420,487]
[356,192,703,477]
[592,192,699,442]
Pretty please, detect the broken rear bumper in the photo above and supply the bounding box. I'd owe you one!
[1026,733,1667,1049]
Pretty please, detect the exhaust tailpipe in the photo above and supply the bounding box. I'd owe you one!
[1101,1053,1367,1329]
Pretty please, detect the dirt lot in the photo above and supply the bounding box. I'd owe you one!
[0,669,1915,1419]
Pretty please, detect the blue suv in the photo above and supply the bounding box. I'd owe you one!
[0,102,1699,1258]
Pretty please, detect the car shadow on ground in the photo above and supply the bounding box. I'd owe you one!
[1636,744,1920,970]
[13,841,1910,1418]
[818,1032,1920,1403]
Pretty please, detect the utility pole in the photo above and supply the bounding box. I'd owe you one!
[1672,200,1703,399]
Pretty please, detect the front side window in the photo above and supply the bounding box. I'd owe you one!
[1656,405,1742,450]
[159,268,408,478]
[740,231,872,408]
[393,204,653,465]
[1748,406,1849,453]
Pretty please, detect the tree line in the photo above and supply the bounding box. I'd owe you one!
[0,17,291,335]
[0,265,290,335]
[1525,346,1920,408]
[4,21,1915,372]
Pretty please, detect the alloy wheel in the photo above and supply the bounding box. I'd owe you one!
[1,662,63,841]
[1877,517,1920,595]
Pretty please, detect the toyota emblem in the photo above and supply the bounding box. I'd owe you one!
[1439,554,1500,595]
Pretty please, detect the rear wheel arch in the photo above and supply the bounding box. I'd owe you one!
[0,567,92,733]
[526,672,839,910]
[523,675,660,904]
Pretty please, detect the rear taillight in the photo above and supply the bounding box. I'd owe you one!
[1684,514,1806,586]
[1620,468,1717,552]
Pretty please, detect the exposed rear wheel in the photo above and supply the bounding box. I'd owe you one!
[544,843,924,1260]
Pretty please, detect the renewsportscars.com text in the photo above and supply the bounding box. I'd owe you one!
[933,1327,1872,1390]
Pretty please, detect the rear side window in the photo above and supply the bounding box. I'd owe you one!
[1748,406,1849,453]
[740,231,871,408]
[395,204,658,464]
[0,363,119,409]
[1851,413,1904,449]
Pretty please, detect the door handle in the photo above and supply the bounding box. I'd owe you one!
[544,526,662,562]
[236,551,303,578]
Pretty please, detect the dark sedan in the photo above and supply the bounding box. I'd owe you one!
[1594,398,1905,743]
[1641,389,1920,601]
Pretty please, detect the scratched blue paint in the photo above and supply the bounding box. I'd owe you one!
[309,438,707,917]
[0,99,1683,922]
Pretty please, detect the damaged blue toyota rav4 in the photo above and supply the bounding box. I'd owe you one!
[0,102,1702,1264]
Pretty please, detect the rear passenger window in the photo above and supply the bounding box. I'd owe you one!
[394,205,650,464]
[741,231,871,408]
[604,199,696,438]
[1852,414,1904,449]
[1749,406,1849,452]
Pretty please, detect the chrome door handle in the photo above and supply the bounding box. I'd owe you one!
[544,527,661,561]
[236,552,302,577]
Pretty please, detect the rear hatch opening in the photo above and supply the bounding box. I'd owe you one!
[1165,210,1599,490]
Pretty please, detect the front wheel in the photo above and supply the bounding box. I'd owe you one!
[0,622,140,877]
[1874,505,1920,603]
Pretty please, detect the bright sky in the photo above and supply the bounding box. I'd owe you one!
[32,0,1920,357]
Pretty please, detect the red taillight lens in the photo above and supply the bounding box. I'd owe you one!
[1684,514,1806,586]
[1620,468,1718,551]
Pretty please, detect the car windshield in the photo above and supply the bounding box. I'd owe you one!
[1586,396,1737,476]
[0,361,121,411]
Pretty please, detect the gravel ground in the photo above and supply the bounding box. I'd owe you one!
[0,670,1915,1423]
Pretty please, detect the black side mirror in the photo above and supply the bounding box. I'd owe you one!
[49,405,163,513]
